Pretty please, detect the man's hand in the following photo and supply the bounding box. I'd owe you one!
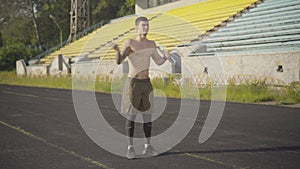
[111,43,120,52]
[162,50,171,60]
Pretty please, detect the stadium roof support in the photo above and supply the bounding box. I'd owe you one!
[69,0,90,42]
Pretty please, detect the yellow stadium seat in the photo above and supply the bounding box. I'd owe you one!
[40,0,258,64]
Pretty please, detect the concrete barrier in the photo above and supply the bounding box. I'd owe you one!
[16,60,27,76]
[26,65,48,76]
[48,54,71,76]
[182,51,300,85]
[71,57,174,80]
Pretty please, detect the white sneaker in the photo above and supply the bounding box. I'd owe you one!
[127,147,136,159]
[142,145,159,157]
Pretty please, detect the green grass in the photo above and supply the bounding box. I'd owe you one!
[226,84,277,103]
[1,71,299,105]
[0,71,72,89]
[279,82,300,105]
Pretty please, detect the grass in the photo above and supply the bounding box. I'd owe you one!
[226,84,276,103]
[1,71,299,105]
[0,71,72,89]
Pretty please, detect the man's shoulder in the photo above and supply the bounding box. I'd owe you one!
[147,40,156,46]
[125,39,135,44]
[147,39,155,43]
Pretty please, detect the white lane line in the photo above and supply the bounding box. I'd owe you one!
[0,120,114,169]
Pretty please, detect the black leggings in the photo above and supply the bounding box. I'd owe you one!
[126,114,152,145]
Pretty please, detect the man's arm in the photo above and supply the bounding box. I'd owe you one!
[151,41,171,66]
[112,40,132,65]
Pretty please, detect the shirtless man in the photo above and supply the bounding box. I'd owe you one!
[112,16,170,159]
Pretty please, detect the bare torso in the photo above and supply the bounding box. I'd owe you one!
[127,39,156,79]
[114,35,167,78]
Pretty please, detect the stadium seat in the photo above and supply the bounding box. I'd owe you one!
[39,0,260,64]
[193,0,300,55]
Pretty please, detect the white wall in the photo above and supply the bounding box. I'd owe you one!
[71,61,118,80]
[26,65,48,76]
[16,60,27,76]
[48,55,71,76]
[17,51,300,85]
[71,58,174,80]
[16,55,71,77]
[181,51,300,85]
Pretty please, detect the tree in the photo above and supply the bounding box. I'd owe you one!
[0,0,45,50]
[0,0,136,70]
[92,0,124,22]
[1,16,34,45]
[0,0,19,30]
[37,0,70,48]
[0,0,71,49]
[0,33,3,47]
[118,0,135,17]
[0,43,41,70]
[15,0,46,50]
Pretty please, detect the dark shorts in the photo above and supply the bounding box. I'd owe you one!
[121,77,153,115]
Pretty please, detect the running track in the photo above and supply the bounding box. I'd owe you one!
[0,84,299,169]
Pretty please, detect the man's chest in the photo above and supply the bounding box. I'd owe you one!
[130,42,154,52]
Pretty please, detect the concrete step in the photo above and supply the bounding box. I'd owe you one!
[205,29,300,43]
[242,4,300,18]
[212,24,300,38]
[226,12,300,28]
[249,0,300,13]
[207,40,300,52]
[234,9,300,24]
[216,18,300,33]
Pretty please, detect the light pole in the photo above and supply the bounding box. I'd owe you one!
[49,14,63,48]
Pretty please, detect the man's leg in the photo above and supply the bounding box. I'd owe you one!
[142,114,152,145]
[125,114,137,146]
[125,114,136,159]
[142,113,158,156]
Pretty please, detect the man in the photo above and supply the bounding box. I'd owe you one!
[112,16,171,159]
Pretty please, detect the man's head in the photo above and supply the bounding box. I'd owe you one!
[135,17,149,35]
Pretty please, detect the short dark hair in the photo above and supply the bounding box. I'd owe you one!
[135,16,149,26]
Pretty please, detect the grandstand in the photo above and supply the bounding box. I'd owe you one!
[17,0,299,84]
[39,15,139,64]
[192,0,300,55]
[38,0,258,65]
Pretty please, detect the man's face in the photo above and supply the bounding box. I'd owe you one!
[137,21,149,35]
